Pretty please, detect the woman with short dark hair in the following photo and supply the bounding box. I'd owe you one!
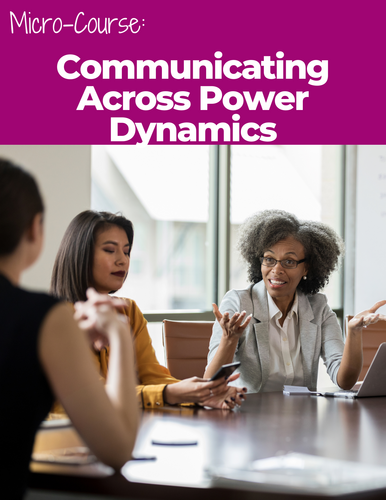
[0,160,139,500]
[204,209,386,393]
[51,210,246,409]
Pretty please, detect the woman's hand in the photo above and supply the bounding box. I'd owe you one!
[348,300,386,332]
[212,375,247,410]
[74,288,128,347]
[338,299,386,390]
[164,373,246,409]
[203,304,251,379]
[212,303,252,342]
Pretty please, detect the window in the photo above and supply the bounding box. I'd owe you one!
[92,145,211,311]
[230,145,344,310]
[92,144,344,366]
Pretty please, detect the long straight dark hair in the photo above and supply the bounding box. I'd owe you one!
[51,210,134,302]
[0,158,44,256]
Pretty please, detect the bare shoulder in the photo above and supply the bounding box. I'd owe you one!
[38,302,82,354]
[38,300,96,380]
[40,301,75,331]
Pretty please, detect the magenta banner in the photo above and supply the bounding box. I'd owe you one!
[1,1,385,145]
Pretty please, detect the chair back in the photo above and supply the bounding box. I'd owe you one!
[346,315,386,380]
[162,320,214,380]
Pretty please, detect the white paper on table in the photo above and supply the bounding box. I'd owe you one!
[208,453,386,495]
[283,385,319,395]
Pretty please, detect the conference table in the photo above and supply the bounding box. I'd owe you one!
[29,392,386,499]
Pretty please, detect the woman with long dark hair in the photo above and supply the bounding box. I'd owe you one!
[51,210,246,409]
[0,160,139,499]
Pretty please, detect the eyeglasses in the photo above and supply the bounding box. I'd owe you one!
[260,257,306,269]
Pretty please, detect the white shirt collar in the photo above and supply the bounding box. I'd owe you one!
[267,289,298,322]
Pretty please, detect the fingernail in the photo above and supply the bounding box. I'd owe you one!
[231,397,236,401]
[243,387,247,392]
[240,395,245,400]
[224,400,229,404]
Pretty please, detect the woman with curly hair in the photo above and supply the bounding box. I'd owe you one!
[204,209,386,392]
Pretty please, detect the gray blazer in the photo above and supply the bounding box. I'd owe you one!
[207,280,344,393]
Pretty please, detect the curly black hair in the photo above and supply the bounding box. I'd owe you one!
[237,209,344,295]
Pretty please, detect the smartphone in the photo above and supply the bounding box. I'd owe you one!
[210,361,241,381]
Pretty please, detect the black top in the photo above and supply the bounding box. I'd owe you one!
[0,274,60,499]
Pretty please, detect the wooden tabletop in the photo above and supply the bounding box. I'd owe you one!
[29,392,386,499]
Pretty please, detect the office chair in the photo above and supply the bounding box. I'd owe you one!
[162,320,214,379]
[346,315,386,380]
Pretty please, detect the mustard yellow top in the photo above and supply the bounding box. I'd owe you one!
[50,298,179,415]
[119,298,180,407]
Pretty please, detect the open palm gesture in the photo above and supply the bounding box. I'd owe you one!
[212,303,252,341]
[348,300,386,332]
